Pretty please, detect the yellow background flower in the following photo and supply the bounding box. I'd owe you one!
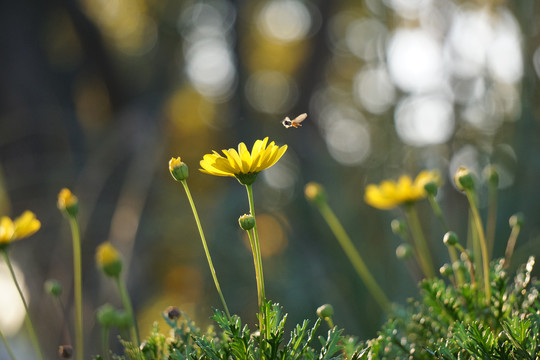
[364,170,440,210]
[58,188,79,211]
[199,137,287,180]
[0,211,41,245]
[96,241,121,267]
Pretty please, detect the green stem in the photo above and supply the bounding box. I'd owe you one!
[0,327,17,360]
[246,229,264,309]
[404,205,435,279]
[115,277,139,346]
[486,182,498,259]
[180,180,231,319]
[68,216,84,360]
[503,225,521,268]
[454,243,476,287]
[101,327,111,360]
[427,195,463,285]
[317,202,391,311]
[1,251,43,360]
[465,189,491,305]
[244,184,268,338]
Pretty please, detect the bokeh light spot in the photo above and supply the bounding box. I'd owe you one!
[395,95,454,146]
[353,64,395,114]
[345,18,387,61]
[0,262,27,335]
[258,0,311,43]
[324,117,371,166]
[243,214,288,257]
[245,71,297,114]
[185,39,236,100]
[387,28,445,93]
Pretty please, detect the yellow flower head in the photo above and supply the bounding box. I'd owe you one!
[364,170,441,210]
[199,137,287,185]
[58,188,79,217]
[0,211,41,247]
[96,242,122,277]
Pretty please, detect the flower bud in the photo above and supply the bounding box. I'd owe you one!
[396,243,413,259]
[316,304,334,319]
[304,182,326,207]
[45,279,63,297]
[443,231,458,247]
[439,263,453,277]
[238,214,255,231]
[96,304,116,328]
[58,188,79,217]
[509,213,524,228]
[423,181,438,196]
[96,242,123,278]
[483,165,499,186]
[58,345,73,359]
[391,219,407,236]
[114,309,133,329]
[169,157,189,181]
[164,306,181,320]
[453,166,474,191]
[452,260,466,273]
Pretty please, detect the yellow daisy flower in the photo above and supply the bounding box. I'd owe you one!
[364,170,441,210]
[0,211,41,246]
[199,137,287,185]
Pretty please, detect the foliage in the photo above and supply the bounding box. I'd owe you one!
[362,257,540,359]
[110,301,367,360]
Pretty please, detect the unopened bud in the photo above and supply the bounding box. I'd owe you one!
[396,243,413,259]
[443,231,458,247]
[454,166,474,191]
[238,214,255,231]
[95,242,123,278]
[97,304,116,328]
[483,165,499,186]
[45,279,63,297]
[391,219,407,236]
[316,304,334,319]
[439,263,453,276]
[509,213,524,228]
[169,157,189,181]
[304,182,326,207]
[423,181,438,196]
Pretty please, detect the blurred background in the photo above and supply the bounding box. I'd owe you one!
[1,0,540,358]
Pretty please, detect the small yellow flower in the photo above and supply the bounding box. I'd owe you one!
[58,188,79,217]
[364,170,441,210]
[0,211,41,247]
[96,242,123,277]
[199,137,287,185]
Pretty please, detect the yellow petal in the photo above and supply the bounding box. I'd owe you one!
[0,217,15,244]
[13,211,40,240]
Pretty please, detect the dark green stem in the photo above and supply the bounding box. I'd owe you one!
[115,277,139,346]
[465,189,491,304]
[180,180,231,319]
[68,216,84,360]
[317,202,391,311]
[404,205,435,279]
[244,184,267,338]
[427,195,463,285]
